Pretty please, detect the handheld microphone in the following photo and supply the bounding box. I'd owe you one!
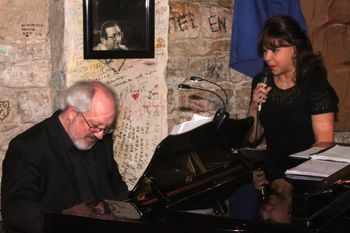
[253,162,269,200]
[257,71,269,112]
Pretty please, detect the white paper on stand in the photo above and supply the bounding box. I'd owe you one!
[170,114,214,135]
[285,159,348,180]
[288,146,325,159]
[311,145,350,163]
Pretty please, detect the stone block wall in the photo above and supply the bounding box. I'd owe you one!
[167,0,252,130]
[0,0,52,168]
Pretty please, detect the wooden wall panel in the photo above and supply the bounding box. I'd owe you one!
[301,0,350,131]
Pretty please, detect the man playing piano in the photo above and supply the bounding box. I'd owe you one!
[1,81,128,233]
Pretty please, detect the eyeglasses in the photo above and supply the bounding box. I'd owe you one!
[80,113,114,135]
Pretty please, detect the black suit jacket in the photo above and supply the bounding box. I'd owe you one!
[1,111,128,233]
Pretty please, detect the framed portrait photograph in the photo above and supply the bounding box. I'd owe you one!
[83,0,155,59]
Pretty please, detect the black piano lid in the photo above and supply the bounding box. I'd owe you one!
[127,116,254,210]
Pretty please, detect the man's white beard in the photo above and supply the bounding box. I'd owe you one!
[73,138,96,151]
[67,117,98,151]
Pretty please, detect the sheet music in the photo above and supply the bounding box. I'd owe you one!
[284,174,323,181]
[285,159,348,179]
[288,146,325,159]
[170,114,214,135]
[311,145,350,163]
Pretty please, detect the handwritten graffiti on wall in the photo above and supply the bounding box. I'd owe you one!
[21,23,44,38]
[204,61,225,78]
[169,12,197,32]
[169,12,227,34]
[113,80,167,188]
[208,15,226,32]
[0,101,10,121]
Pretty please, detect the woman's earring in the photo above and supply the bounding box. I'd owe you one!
[292,53,296,59]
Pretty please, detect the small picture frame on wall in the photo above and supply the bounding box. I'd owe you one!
[83,0,155,59]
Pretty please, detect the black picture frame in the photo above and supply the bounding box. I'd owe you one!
[83,0,155,59]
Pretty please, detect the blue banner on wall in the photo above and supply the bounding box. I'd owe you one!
[229,0,307,78]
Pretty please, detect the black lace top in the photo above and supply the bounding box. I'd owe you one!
[251,67,339,154]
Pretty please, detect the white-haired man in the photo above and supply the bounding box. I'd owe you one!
[1,81,128,233]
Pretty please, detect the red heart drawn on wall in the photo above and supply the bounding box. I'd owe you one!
[132,93,139,100]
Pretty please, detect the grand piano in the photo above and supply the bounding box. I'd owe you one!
[44,116,350,233]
